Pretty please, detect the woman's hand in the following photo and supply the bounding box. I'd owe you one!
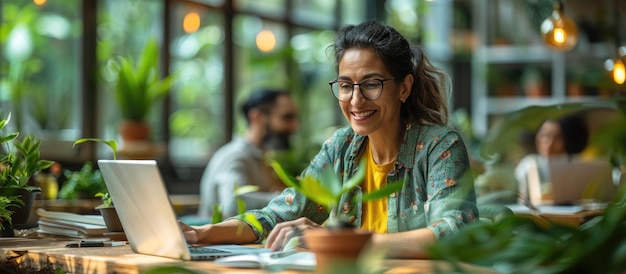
[265,217,321,251]
[178,220,203,244]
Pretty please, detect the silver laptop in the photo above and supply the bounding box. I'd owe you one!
[548,158,616,205]
[97,159,270,260]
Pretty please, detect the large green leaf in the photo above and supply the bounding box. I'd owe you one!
[361,180,404,201]
[341,159,366,195]
[73,138,118,160]
[299,175,338,208]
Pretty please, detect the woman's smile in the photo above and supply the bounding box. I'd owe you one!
[351,110,376,121]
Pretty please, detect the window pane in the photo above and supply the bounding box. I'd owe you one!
[235,0,285,18]
[341,0,365,25]
[0,0,82,159]
[233,16,289,133]
[293,0,336,28]
[169,4,225,167]
[385,0,421,43]
[291,28,341,158]
[97,0,163,158]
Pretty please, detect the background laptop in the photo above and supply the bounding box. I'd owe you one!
[548,158,616,205]
[98,159,270,260]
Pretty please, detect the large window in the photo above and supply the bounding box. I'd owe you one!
[1,0,82,160]
[0,0,367,185]
[169,4,225,167]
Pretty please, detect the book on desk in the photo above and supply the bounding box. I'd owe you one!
[36,208,108,238]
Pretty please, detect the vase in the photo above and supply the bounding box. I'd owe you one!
[303,228,373,274]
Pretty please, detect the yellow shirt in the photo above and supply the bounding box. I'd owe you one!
[361,143,394,233]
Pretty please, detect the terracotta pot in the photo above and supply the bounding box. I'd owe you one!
[97,206,124,232]
[303,228,373,274]
[118,120,151,142]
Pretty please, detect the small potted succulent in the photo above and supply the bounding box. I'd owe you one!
[270,160,403,273]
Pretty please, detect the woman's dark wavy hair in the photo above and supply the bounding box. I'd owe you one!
[330,21,450,125]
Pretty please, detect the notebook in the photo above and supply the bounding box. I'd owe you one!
[548,158,616,205]
[97,159,271,260]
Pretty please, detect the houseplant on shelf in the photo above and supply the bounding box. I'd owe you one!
[0,113,54,236]
[270,160,403,273]
[104,38,176,143]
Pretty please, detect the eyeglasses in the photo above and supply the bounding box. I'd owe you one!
[329,78,394,102]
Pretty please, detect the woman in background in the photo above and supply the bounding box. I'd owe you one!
[515,112,589,205]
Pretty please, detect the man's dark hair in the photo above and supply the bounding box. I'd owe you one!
[241,89,290,123]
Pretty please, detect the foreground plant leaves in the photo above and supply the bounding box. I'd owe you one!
[428,186,626,274]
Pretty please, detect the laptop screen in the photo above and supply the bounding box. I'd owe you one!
[548,158,616,205]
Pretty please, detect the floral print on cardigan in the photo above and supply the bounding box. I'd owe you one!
[232,123,479,243]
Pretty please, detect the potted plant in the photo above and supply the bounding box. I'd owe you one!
[72,138,124,235]
[58,162,107,200]
[0,113,54,236]
[270,160,403,273]
[104,38,176,142]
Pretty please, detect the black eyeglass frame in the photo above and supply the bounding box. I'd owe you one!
[328,78,395,102]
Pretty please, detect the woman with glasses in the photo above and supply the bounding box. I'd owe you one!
[181,21,478,257]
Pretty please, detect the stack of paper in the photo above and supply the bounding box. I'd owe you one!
[214,251,316,271]
[36,209,108,238]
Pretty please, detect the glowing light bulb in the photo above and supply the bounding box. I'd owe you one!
[33,0,46,6]
[256,30,276,52]
[613,59,626,85]
[183,12,201,34]
[540,1,578,51]
[553,27,566,44]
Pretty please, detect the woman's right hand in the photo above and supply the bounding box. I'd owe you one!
[265,217,321,251]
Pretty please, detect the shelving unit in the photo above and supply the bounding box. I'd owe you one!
[470,0,615,137]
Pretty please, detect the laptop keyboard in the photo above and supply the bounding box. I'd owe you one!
[189,246,230,254]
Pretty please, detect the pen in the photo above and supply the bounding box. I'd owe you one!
[66,241,105,248]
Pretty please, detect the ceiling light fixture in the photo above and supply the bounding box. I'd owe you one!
[540,0,579,52]
[605,0,625,85]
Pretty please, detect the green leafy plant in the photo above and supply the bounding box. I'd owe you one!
[106,38,176,122]
[0,195,22,229]
[270,159,403,228]
[0,113,54,229]
[73,138,118,160]
[95,192,113,208]
[427,186,626,273]
[73,138,118,208]
[0,117,55,190]
[58,162,107,200]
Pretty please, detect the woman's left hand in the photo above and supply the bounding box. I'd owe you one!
[265,217,321,251]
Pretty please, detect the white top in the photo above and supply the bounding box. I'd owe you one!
[199,137,282,218]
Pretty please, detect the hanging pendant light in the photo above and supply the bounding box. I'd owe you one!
[605,47,626,85]
[605,0,625,85]
[540,0,579,51]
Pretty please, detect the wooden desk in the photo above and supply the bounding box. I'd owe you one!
[0,238,495,274]
[507,204,604,227]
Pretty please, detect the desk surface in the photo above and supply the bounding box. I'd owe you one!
[0,238,496,274]
[507,204,604,227]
